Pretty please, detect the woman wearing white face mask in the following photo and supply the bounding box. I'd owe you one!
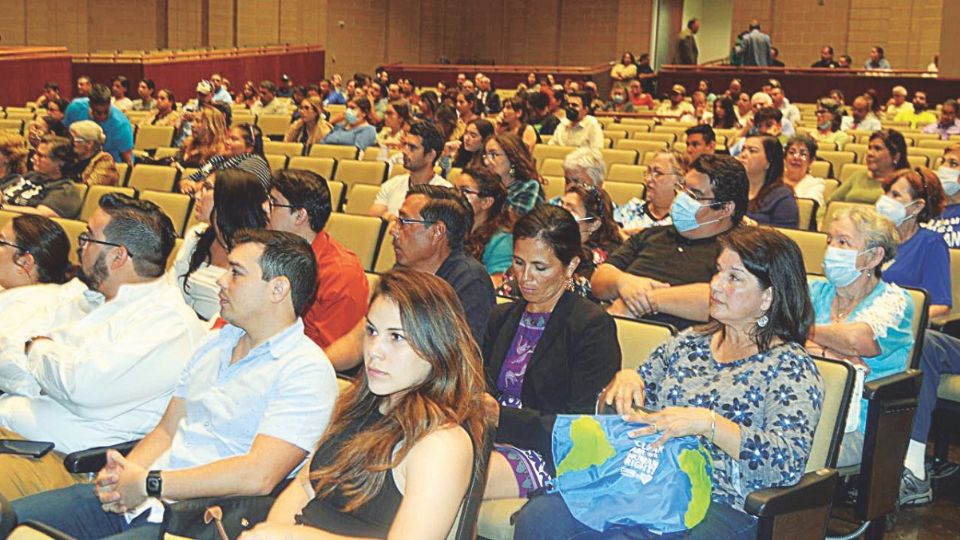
[925,144,960,248]
[806,207,913,469]
[875,167,950,319]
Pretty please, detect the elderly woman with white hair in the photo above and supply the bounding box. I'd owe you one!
[547,147,606,205]
[614,150,686,235]
[68,120,120,186]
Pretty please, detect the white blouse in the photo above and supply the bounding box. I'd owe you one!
[166,223,227,321]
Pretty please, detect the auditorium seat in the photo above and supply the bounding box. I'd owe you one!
[542,176,563,201]
[373,222,397,273]
[287,156,336,179]
[602,129,627,147]
[918,139,954,151]
[263,141,302,157]
[127,164,178,192]
[777,228,827,274]
[140,190,193,236]
[796,197,819,231]
[601,149,638,167]
[605,164,647,184]
[0,119,23,134]
[909,146,944,167]
[324,213,384,271]
[333,161,387,189]
[839,163,867,183]
[538,158,564,176]
[51,218,86,264]
[603,181,643,206]
[809,160,831,179]
[615,316,677,371]
[344,184,380,216]
[265,154,288,172]
[81,185,137,221]
[817,150,856,180]
[152,147,179,160]
[844,143,868,164]
[134,125,175,150]
[822,178,840,201]
[614,139,666,163]
[309,144,359,160]
[630,132,676,145]
[532,145,575,168]
[257,114,292,140]
[115,163,129,185]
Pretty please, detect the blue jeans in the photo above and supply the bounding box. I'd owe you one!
[913,330,960,443]
[513,492,757,540]
[12,483,161,540]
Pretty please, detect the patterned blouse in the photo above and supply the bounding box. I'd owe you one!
[506,178,545,217]
[639,330,824,510]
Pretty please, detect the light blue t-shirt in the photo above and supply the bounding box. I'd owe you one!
[321,123,377,150]
[809,278,914,431]
[883,228,952,307]
[483,230,514,274]
[160,319,338,471]
[64,98,134,163]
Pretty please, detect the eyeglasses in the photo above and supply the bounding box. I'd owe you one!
[574,216,596,223]
[483,151,504,160]
[268,198,297,210]
[646,169,681,181]
[677,187,717,202]
[457,186,481,197]
[396,216,436,228]
[787,149,810,160]
[0,238,26,251]
[78,232,124,250]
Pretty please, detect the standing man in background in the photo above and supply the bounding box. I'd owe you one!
[676,18,700,65]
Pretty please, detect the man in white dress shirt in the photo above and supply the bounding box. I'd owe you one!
[0,193,207,499]
[548,93,604,150]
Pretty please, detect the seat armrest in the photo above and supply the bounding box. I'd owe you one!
[63,440,140,474]
[744,469,838,517]
[863,370,921,401]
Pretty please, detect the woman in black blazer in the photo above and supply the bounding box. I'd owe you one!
[482,205,621,499]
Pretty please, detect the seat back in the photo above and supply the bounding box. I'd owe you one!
[903,286,929,370]
[539,157,565,176]
[264,154,288,172]
[822,178,840,201]
[365,272,381,301]
[796,198,819,231]
[531,145,575,168]
[324,213,385,271]
[606,164,647,184]
[373,222,397,273]
[345,184,381,216]
[777,228,827,275]
[134,125,175,150]
[816,151,856,179]
[449,422,498,540]
[333,160,388,189]
[140,190,193,236]
[808,359,856,470]
[543,176,564,201]
[614,139,668,163]
[930,249,960,328]
[80,185,137,221]
[0,210,18,229]
[603,181,644,206]
[600,148,639,167]
[256,114,292,139]
[328,180,345,213]
[839,163,867,183]
[127,164,179,192]
[262,141,303,157]
[614,317,677,371]
[287,156,337,180]
[309,144,359,160]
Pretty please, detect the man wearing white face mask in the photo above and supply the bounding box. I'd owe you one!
[924,145,960,248]
[592,154,748,329]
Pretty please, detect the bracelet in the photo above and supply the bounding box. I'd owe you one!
[710,410,717,441]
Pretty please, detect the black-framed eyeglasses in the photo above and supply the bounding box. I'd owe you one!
[0,238,26,251]
[457,186,481,197]
[396,216,436,228]
[78,232,124,250]
[677,186,717,202]
[268,198,297,210]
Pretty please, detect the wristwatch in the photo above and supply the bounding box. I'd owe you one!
[146,470,163,498]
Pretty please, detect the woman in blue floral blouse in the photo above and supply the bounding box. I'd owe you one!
[515,226,824,539]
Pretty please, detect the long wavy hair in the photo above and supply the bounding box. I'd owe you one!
[462,166,512,261]
[491,132,542,186]
[565,183,622,254]
[182,107,227,164]
[309,269,487,512]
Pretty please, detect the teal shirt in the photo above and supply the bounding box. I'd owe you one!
[809,278,914,431]
[483,230,514,274]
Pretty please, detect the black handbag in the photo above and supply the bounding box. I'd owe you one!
[160,495,275,540]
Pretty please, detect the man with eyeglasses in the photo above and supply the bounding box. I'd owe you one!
[921,99,960,140]
[369,121,451,219]
[326,184,494,372]
[592,154,749,329]
[267,169,368,348]
[63,83,134,166]
[12,229,338,539]
[0,193,207,500]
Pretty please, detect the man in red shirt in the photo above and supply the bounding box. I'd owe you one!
[267,169,368,348]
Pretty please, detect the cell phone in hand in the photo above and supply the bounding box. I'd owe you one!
[0,439,55,458]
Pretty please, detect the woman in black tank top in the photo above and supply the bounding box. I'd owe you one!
[242,269,487,540]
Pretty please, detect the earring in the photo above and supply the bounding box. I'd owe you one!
[508,165,516,177]
[757,313,769,328]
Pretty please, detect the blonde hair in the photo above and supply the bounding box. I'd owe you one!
[836,206,899,276]
[183,107,227,163]
[0,133,29,175]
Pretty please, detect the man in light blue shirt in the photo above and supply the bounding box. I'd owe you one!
[13,229,339,539]
[63,84,134,166]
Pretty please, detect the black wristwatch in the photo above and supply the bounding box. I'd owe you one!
[146,470,163,498]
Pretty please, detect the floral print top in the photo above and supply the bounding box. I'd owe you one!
[496,311,551,408]
[639,330,824,510]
